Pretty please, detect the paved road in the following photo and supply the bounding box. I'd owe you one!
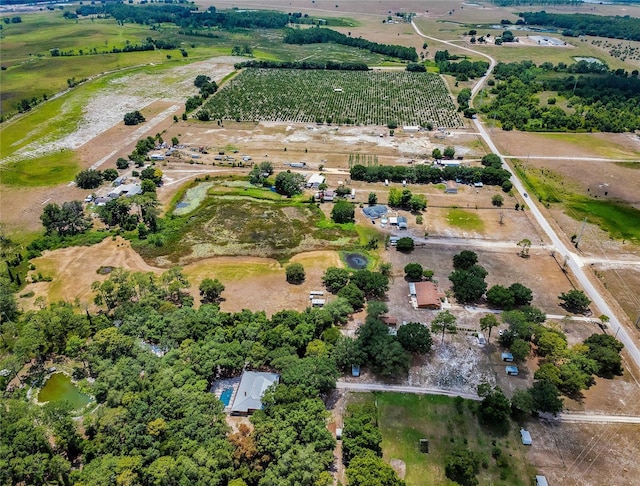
[411,21,640,372]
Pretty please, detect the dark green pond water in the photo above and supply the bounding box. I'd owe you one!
[38,373,91,410]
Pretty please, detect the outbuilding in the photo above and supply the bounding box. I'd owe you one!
[403,126,420,133]
[446,180,458,193]
[397,216,408,229]
[520,428,532,445]
[306,173,325,189]
[501,352,514,362]
[506,365,519,376]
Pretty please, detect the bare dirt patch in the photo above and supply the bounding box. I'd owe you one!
[20,237,344,317]
[526,421,640,486]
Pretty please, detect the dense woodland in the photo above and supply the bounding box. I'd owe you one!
[74,4,292,30]
[479,60,640,132]
[521,11,640,40]
[283,27,419,62]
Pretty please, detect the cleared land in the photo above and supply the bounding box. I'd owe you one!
[349,392,536,486]
[202,69,463,127]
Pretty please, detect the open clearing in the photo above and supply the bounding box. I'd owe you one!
[22,237,345,316]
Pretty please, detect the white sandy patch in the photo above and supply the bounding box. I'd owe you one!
[2,57,241,165]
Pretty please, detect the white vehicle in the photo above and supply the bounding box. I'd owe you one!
[84,195,93,203]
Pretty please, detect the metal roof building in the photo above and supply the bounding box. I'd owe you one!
[230,371,279,416]
[520,428,532,445]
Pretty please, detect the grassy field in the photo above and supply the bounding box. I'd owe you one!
[134,180,359,263]
[202,69,463,127]
[446,208,485,232]
[514,161,640,243]
[354,392,535,486]
[0,9,397,118]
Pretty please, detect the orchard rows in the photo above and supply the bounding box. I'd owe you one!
[200,69,464,128]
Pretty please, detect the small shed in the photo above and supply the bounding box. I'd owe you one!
[351,365,360,377]
[520,428,532,445]
[501,352,514,362]
[397,216,408,229]
[389,216,398,226]
[311,299,326,307]
[309,291,325,297]
[403,126,420,133]
[381,316,398,326]
[446,180,458,193]
[150,153,165,161]
[336,428,343,440]
[506,365,519,376]
[473,182,484,188]
[535,475,548,486]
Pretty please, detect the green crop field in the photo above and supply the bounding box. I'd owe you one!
[355,392,535,486]
[201,69,463,127]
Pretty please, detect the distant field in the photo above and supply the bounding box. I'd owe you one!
[353,392,535,486]
[201,69,463,127]
[0,10,397,118]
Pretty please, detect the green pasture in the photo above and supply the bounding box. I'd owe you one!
[446,208,485,232]
[0,10,396,117]
[357,392,534,486]
[514,161,640,242]
[566,198,640,243]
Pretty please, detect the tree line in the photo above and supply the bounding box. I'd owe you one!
[349,161,512,187]
[435,51,489,81]
[235,59,370,71]
[283,27,419,62]
[521,10,640,41]
[481,60,640,132]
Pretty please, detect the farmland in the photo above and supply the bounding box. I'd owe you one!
[201,69,463,127]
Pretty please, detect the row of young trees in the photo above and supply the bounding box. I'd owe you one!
[283,27,419,61]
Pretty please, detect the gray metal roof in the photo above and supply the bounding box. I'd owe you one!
[230,371,279,414]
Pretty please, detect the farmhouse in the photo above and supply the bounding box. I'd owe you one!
[446,180,458,193]
[410,281,443,309]
[230,371,279,416]
[306,173,325,189]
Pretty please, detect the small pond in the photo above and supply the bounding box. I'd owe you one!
[345,253,368,269]
[38,373,91,410]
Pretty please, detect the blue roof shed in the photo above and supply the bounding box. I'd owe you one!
[506,365,519,376]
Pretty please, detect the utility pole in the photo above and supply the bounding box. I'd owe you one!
[574,217,587,249]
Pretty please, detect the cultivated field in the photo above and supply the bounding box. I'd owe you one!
[202,69,463,127]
